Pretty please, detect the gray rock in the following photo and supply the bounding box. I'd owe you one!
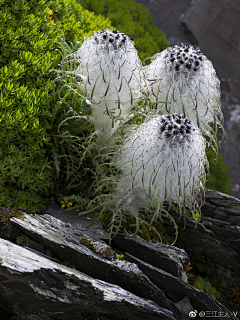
[0,238,172,320]
[112,233,189,280]
[110,222,239,319]
[44,205,108,240]
[123,252,237,319]
[0,191,238,319]
[180,0,240,100]
[5,209,237,319]
[164,211,240,271]
[10,213,178,317]
[201,190,240,255]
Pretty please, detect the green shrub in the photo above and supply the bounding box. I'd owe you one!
[0,0,111,211]
[77,0,168,62]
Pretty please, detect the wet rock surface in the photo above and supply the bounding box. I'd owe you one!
[0,190,239,319]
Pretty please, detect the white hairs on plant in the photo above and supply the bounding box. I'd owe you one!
[144,43,224,149]
[108,114,208,216]
[61,29,144,149]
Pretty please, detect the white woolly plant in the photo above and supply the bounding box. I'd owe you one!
[108,114,208,234]
[144,43,224,151]
[61,29,145,150]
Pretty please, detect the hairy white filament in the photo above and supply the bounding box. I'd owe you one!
[63,29,144,149]
[144,44,223,146]
[109,114,208,214]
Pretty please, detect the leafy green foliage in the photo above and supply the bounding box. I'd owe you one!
[0,0,111,211]
[77,0,168,62]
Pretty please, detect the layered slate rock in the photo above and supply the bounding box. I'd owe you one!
[9,214,179,319]
[112,235,238,318]
[0,190,238,319]
[162,190,240,272]
[1,211,236,319]
[201,190,240,255]
[0,238,172,320]
[112,233,189,280]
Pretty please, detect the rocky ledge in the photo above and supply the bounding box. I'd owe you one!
[0,189,239,320]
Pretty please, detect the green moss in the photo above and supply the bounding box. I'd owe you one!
[0,0,111,211]
[191,260,213,275]
[193,276,221,299]
[188,261,221,300]
[79,237,94,250]
[16,234,26,245]
[206,147,232,195]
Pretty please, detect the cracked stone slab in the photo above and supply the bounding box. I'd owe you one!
[112,233,189,280]
[124,252,238,320]
[10,213,177,316]
[0,238,174,320]
[163,209,240,271]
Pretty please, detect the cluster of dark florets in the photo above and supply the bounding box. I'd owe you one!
[166,43,204,72]
[94,29,129,50]
[159,114,195,138]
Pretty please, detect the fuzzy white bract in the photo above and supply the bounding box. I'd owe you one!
[109,114,208,214]
[66,29,144,148]
[144,44,223,145]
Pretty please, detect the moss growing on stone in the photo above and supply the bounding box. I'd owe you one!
[79,236,117,260]
[79,237,94,250]
[0,207,25,228]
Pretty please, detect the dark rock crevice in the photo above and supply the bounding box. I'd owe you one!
[0,190,239,319]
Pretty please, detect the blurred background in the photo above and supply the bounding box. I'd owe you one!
[134,0,240,198]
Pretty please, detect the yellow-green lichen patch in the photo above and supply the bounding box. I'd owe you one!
[180,257,192,273]
[79,236,117,260]
[79,237,94,250]
[0,207,26,229]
